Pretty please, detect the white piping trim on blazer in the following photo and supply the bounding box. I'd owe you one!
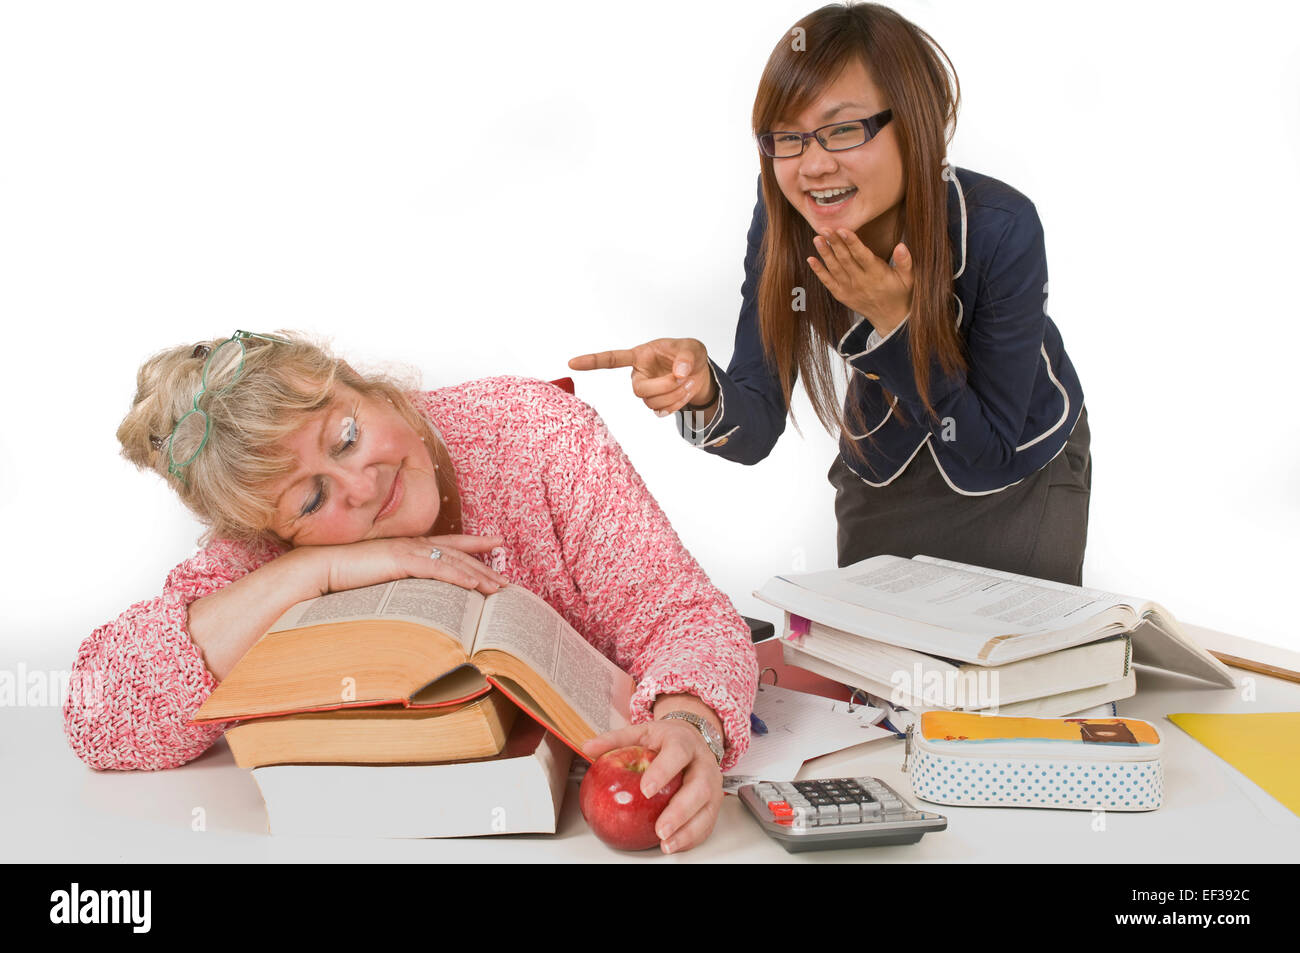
[1015,344,1070,452]
[942,163,968,280]
[841,432,932,487]
[844,391,899,440]
[700,425,739,448]
[679,360,733,447]
[839,309,908,361]
[923,417,1079,497]
[841,425,1074,496]
[945,163,966,330]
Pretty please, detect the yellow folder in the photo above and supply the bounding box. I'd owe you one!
[1166,712,1300,817]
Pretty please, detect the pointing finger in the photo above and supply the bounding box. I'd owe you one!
[568,349,638,372]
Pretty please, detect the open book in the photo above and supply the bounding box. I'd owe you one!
[755,555,1236,687]
[191,579,634,760]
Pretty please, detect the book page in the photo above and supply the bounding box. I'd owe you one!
[796,555,1121,636]
[268,579,484,651]
[380,578,484,651]
[473,585,631,734]
[914,555,1149,612]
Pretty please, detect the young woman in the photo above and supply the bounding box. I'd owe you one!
[570,2,1091,585]
[66,330,757,854]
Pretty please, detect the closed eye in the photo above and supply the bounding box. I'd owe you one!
[299,406,361,519]
[301,478,326,518]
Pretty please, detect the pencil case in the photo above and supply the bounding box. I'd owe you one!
[904,711,1164,811]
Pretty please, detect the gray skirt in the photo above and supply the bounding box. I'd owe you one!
[829,405,1092,585]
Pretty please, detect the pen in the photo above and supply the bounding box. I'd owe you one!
[750,712,768,735]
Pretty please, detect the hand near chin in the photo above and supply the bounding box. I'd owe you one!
[295,534,510,597]
[808,229,914,336]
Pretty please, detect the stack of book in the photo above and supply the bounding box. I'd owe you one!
[755,555,1237,717]
[190,578,634,837]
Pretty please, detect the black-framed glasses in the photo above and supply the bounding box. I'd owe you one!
[757,109,893,159]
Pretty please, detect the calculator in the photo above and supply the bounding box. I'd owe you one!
[739,777,947,852]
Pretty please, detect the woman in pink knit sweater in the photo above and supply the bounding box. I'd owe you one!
[66,330,758,853]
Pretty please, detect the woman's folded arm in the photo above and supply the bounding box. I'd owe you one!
[63,538,284,771]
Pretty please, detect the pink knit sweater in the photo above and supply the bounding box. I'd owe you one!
[65,376,758,772]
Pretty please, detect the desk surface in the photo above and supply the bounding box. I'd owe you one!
[7,628,1300,863]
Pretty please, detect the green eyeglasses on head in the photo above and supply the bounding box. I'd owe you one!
[163,330,288,482]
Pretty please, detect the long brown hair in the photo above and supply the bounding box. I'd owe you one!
[752,2,964,471]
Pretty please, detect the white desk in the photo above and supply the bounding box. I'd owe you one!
[6,628,1299,863]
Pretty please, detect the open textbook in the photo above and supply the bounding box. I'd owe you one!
[191,579,634,760]
[756,555,1236,687]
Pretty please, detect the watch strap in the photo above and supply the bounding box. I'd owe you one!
[661,710,724,764]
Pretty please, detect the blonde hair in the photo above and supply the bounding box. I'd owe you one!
[116,330,434,547]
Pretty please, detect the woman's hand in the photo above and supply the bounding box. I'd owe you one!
[582,716,724,854]
[188,534,507,682]
[568,338,714,417]
[301,533,510,597]
[808,229,915,336]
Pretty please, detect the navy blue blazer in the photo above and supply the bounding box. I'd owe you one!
[677,166,1086,495]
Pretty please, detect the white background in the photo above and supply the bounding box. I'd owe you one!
[2,0,1297,666]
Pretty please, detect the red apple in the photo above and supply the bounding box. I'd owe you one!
[579,745,683,851]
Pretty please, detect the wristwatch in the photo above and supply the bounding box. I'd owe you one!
[661,710,724,765]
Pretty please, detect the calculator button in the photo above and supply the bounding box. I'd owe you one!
[838,802,862,823]
[769,801,793,817]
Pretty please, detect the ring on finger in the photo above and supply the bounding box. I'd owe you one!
[429,548,442,560]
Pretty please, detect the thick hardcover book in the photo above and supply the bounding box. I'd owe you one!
[223,690,517,769]
[191,579,634,761]
[249,717,573,837]
[757,554,1235,687]
[782,640,1138,716]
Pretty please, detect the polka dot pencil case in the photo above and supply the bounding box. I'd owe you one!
[905,711,1164,811]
